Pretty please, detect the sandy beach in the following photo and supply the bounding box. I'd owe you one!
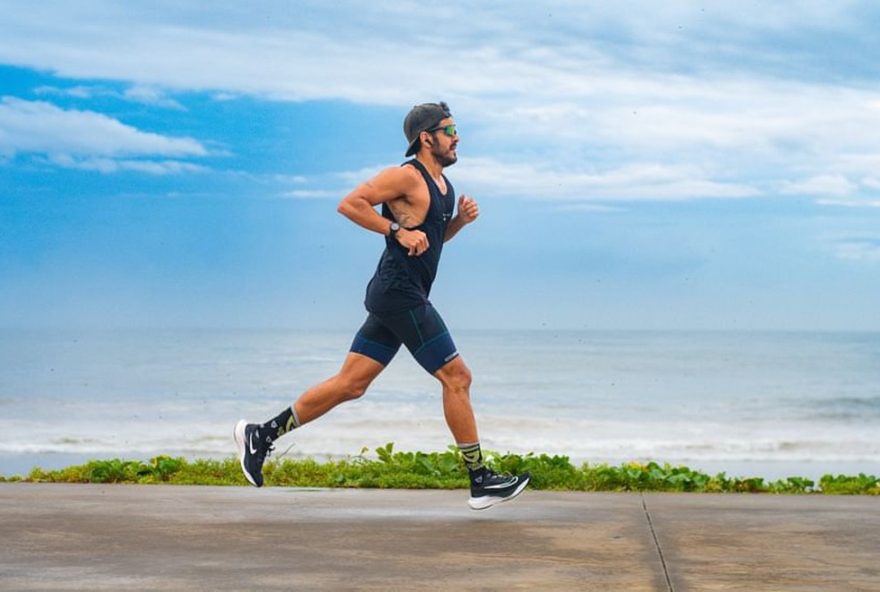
[1,483,878,591]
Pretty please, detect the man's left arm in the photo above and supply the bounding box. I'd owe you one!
[444,195,479,242]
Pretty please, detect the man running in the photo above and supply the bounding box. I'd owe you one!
[235,102,530,510]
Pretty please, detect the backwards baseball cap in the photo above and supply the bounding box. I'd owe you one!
[403,101,452,156]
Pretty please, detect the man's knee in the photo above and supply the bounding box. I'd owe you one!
[437,358,472,392]
[336,353,384,401]
[336,375,370,400]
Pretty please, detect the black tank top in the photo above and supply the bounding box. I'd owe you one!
[364,159,455,314]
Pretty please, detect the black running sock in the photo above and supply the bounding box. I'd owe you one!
[458,442,485,483]
[260,405,300,443]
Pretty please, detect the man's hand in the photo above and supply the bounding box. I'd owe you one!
[396,228,430,256]
[458,195,479,224]
[442,194,480,243]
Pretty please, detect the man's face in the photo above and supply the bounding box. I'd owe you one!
[427,117,458,167]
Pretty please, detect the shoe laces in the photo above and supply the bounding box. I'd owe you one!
[484,469,514,484]
[475,467,498,483]
[254,441,274,464]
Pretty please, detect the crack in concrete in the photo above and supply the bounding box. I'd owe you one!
[641,493,674,592]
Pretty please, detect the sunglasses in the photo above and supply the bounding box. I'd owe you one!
[426,124,457,137]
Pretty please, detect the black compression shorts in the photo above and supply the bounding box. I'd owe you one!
[349,303,459,374]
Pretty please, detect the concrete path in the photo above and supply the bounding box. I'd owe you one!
[0,484,877,591]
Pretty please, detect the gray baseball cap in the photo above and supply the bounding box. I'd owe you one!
[403,101,452,156]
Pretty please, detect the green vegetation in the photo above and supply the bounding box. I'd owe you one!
[2,443,878,495]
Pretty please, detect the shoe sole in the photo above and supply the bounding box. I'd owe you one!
[233,419,260,487]
[468,475,530,511]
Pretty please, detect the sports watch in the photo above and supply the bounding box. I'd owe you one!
[388,222,401,237]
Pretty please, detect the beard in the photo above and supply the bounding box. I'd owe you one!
[431,143,458,167]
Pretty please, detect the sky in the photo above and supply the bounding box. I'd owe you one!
[1,1,879,332]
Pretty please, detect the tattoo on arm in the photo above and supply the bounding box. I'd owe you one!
[387,201,420,228]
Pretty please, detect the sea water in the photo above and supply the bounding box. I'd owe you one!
[1,328,878,480]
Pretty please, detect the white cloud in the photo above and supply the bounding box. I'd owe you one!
[275,165,384,201]
[284,158,758,204]
[45,154,205,175]
[451,158,759,202]
[861,176,880,190]
[0,97,206,173]
[35,84,185,109]
[3,2,880,195]
[782,175,858,197]
[816,198,880,208]
[122,86,185,110]
[273,174,308,185]
[551,203,625,214]
[279,189,340,200]
[786,172,880,203]
[833,240,880,263]
[122,85,186,111]
[34,85,96,99]
[835,154,880,173]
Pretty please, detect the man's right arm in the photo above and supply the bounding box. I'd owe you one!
[337,167,429,256]
[337,167,410,235]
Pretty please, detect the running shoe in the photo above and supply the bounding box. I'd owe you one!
[234,419,273,487]
[468,468,531,510]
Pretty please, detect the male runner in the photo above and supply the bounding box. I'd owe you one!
[235,102,530,510]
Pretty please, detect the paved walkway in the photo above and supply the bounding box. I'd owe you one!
[1,484,878,591]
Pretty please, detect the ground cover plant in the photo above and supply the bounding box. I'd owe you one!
[3,443,878,495]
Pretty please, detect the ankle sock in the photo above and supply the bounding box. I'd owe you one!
[260,405,300,443]
[458,442,485,483]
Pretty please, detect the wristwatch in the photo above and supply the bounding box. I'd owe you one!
[388,222,401,237]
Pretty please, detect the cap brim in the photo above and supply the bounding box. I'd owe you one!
[405,138,419,156]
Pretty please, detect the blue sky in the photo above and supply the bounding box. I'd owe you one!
[1,1,879,331]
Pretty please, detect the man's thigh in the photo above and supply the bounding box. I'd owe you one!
[337,351,387,387]
[349,313,403,367]
[380,303,460,375]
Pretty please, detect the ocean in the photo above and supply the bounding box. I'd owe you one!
[1,328,878,480]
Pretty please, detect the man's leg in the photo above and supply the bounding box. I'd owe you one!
[235,316,401,487]
[433,355,530,510]
[433,356,478,444]
[388,304,531,510]
[234,353,385,487]
[293,352,385,425]
[388,304,480,454]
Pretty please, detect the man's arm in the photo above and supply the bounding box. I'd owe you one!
[444,195,479,242]
[337,167,410,235]
[337,167,430,256]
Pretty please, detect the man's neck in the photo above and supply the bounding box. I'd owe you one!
[416,155,444,180]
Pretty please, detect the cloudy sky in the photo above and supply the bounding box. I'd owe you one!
[2,1,879,331]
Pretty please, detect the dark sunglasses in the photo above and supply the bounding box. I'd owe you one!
[426,124,457,137]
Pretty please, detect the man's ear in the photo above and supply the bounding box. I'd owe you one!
[421,131,433,147]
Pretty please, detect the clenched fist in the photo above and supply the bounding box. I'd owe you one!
[396,228,430,256]
[458,195,479,224]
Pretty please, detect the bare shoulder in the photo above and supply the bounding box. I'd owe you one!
[396,162,429,199]
[352,165,422,206]
[368,165,421,192]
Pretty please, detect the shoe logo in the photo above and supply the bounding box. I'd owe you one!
[248,432,259,455]
[485,476,518,490]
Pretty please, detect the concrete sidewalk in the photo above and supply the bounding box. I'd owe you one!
[0,484,877,591]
